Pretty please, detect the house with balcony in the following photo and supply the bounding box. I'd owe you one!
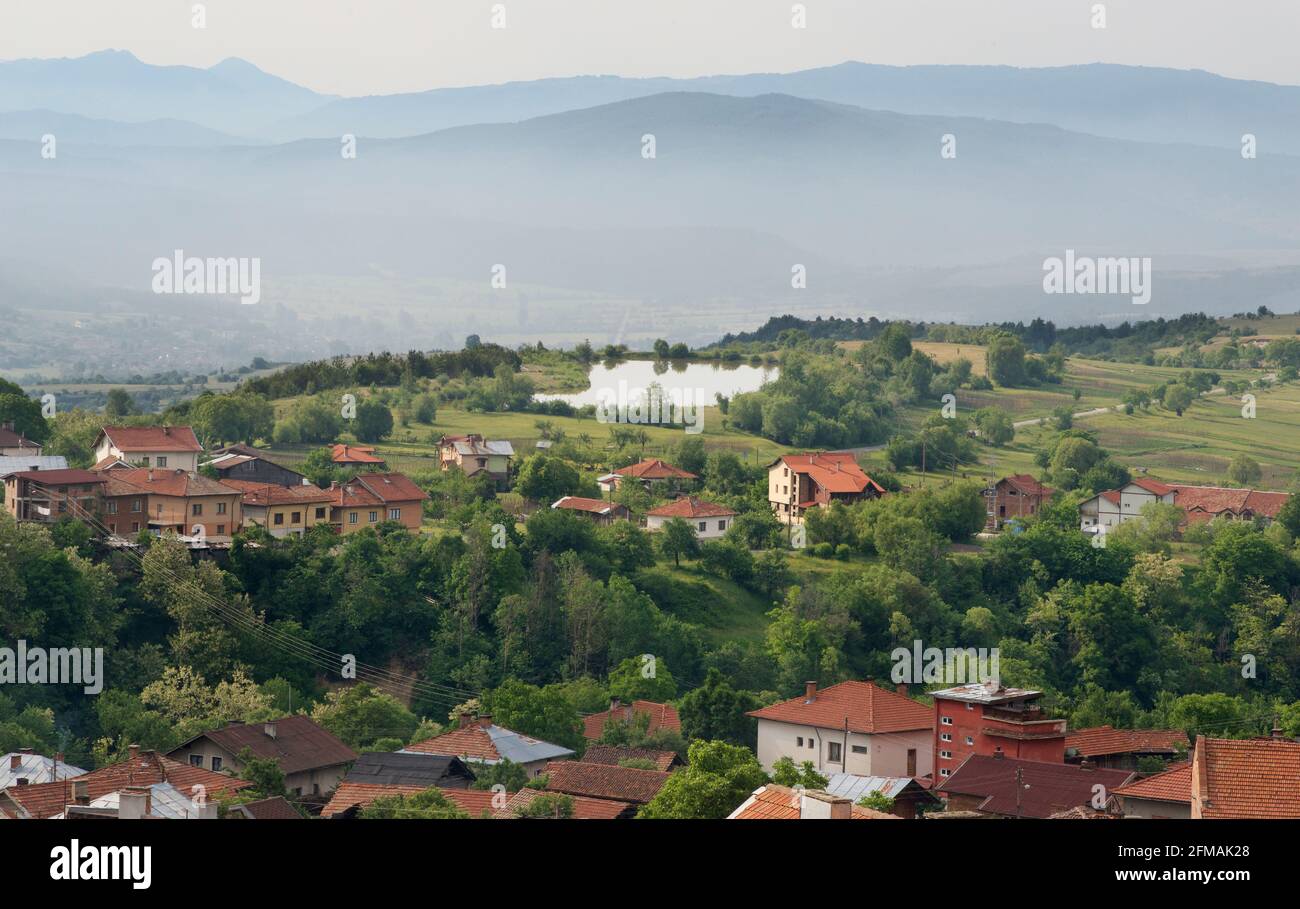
[767,452,885,525]
[2,469,106,524]
[930,682,1067,781]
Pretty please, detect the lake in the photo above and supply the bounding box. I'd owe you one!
[535,359,777,408]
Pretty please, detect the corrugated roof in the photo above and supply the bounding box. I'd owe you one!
[403,724,574,766]
[0,752,87,787]
[0,456,68,476]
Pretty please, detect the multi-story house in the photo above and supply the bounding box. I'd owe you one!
[102,468,243,540]
[1079,477,1290,537]
[93,425,204,472]
[768,452,885,524]
[438,434,513,486]
[223,480,335,537]
[2,469,106,524]
[930,682,1067,781]
[328,472,428,533]
[985,474,1054,530]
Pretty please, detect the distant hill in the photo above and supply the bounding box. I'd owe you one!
[0,109,259,146]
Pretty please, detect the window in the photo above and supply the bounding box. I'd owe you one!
[717,520,726,530]
[827,742,842,763]
[939,768,950,778]
[941,716,953,726]
[851,745,867,754]
[108,523,116,533]
[192,503,203,516]
[131,522,139,532]
[697,521,706,532]
[940,733,952,742]
[140,456,150,466]
[217,525,225,535]
[965,703,974,710]
[216,502,226,515]
[131,500,142,512]
[349,512,358,524]
[106,500,118,515]
[315,507,326,519]
[58,502,66,513]
[211,756,222,771]
[939,750,952,759]
[965,736,974,746]
[388,508,400,521]
[291,511,301,524]
[368,510,378,523]
[156,456,167,467]
[274,512,284,525]
[189,755,203,767]
[796,737,804,747]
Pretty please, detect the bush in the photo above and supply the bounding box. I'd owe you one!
[834,543,852,561]
[812,542,834,559]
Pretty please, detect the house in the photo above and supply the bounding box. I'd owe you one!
[0,750,86,788]
[321,752,483,818]
[728,784,899,820]
[1112,762,1192,819]
[437,434,514,486]
[583,698,681,742]
[1080,477,1290,535]
[930,682,1067,780]
[645,495,736,539]
[227,796,303,819]
[0,421,42,457]
[2,469,105,524]
[0,455,68,480]
[598,458,697,493]
[747,681,933,778]
[93,425,203,472]
[0,745,249,819]
[551,496,631,525]
[403,714,574,777]
[1190,733,1300,818]
[329,472,428,533]
[224,480,335,537]
[330,443,386,467]
[99,474,150,536]
[102,468,243,541]
[985,474,1054,530]
[580,744,684,773]
[935,752,1134,818]
[494,786,635,819]
[167,716,357,799]
[767,452,885,524]
[206,443,308,487]
[542,759,670,806]
[1065,725,1188,770]
[821,773,941,819]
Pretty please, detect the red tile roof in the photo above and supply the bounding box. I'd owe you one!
[776,452,884,495]
[222,480,334,506]
[99,425,203,453]
[747,681,932,735]
[174,716,356,776]
[1000,474,1054,497]
[332,473,428,507]
[1195,736,1300,818]
[2,468,105,484]
[729,784,898,820]
[0,424,39,448]
[495,787,633,819]
[583,700,681,741]
[937,754,1134,818]
[1113,762,1192,805]
[0,750,249,819]
[105,468,240,498]
[613,458,698,481]
[405,726,502,762]
[580,744,681,773]
[552,496,625,516]
[543,760,670,804]
[320,783,496,818]
[331,444,385,464]
[646,496,737,519]
[1169,484,1290,520]
[1066,726,1188,759]
[231,796,302,819]
[1129,477,1175,496]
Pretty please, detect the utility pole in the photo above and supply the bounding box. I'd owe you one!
[1015,767,1026,818]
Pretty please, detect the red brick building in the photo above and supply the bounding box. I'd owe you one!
[985,474,1054,530]
[931,682,1067,782]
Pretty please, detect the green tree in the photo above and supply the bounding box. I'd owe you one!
[771,756,829,789]
[354,400,394,443]
[361,787,472,819]
[638,740,768,819]
[514,793,574,818]
[606,655,677,702]
[986,335,1028,387]
[1227,453,1263,487]
[310,683,419,751]
[658,518,700,567]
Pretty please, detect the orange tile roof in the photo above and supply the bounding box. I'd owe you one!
[1000,474,1054,497]
[222,480,334,506]
[1066,726,1188,758]
[104,467,240,498]
[332,473,428,507]
[99,425,203,453]
[331,444,385,464]
[495,787,633,819]
[1130,477,1175,496]
[1,750,249,819]
[613,458,698,481]
[580,744,680,773]
[320,783,496,818]
[552,496,625,515]
[747,681,933,735]
[405,726,501,762]
[583,700,681,741]
[645,496,737,519]
[1169,484,1290,520]
[729,784,898,820]
[1195,736,1300,818]
[1113,762,1192,804]
[776,452,883,495]
[544,760,671,804]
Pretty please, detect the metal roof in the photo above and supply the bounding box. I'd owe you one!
[0,752,87,787]
[824,773,916,801]
[0,456,69,477]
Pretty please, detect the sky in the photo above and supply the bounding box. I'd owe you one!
[1,0,1297,95]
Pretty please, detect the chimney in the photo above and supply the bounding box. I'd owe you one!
[1079,759,1094,771]
[8,754,20,771]
[162,426,170,436]
[799,790,852,819]
[128,744,139,761]
[458,713,474,729]
[804,681,817,703]
[73,780,90,805]
[1272,722,1284,740]
[119,786,151,820]
[477,714,493,729]
[897,682,909,698]
[263,722,277,739]
[609,697,622,713]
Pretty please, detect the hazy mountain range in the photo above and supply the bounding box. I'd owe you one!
[1,51,1298,376]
